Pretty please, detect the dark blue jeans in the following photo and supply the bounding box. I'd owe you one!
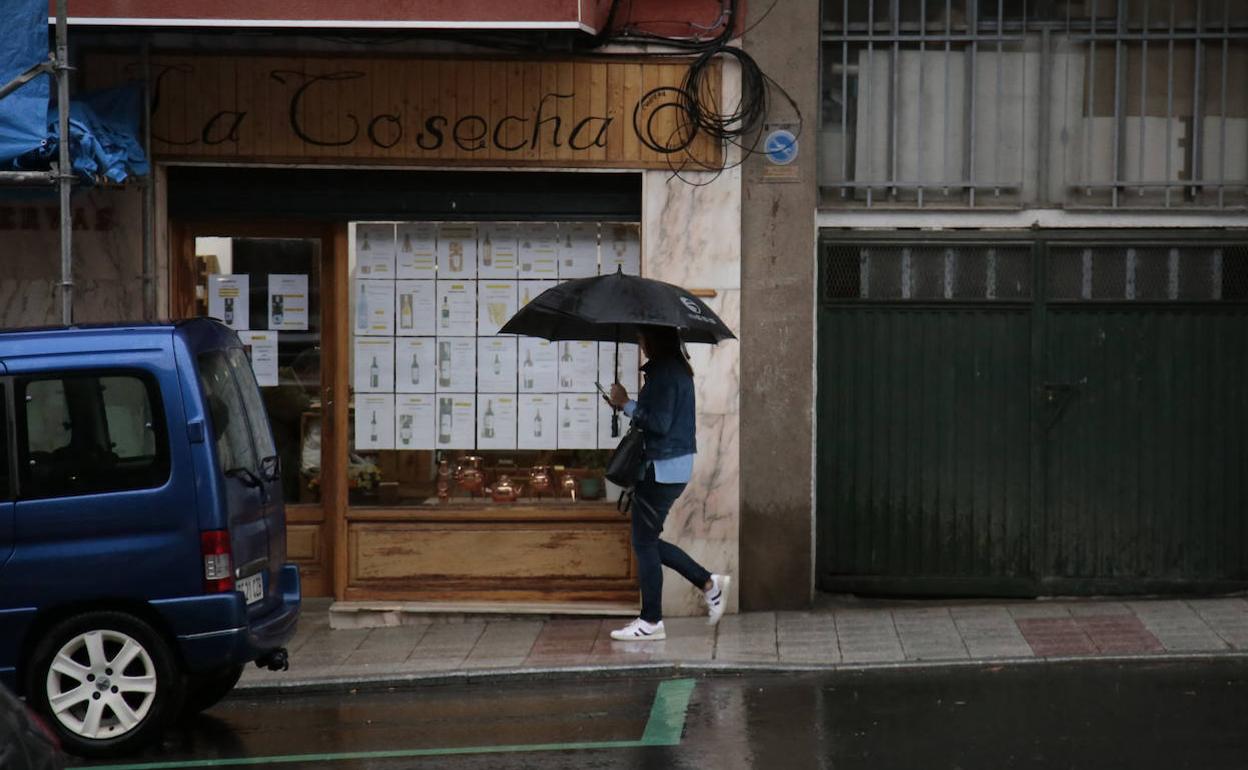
[631,465,712,623]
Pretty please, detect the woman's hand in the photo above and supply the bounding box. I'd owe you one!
[608,383,630,408]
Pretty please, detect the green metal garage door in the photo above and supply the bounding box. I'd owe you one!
[816,233,1248,596]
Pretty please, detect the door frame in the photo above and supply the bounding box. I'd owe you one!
[170,219,348,598]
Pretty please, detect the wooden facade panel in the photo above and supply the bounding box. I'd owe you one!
[287,524,322,562]
[349,523,633,582]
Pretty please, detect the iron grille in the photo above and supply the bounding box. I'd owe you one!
[822,243,1033,301]
[819,0,1248,209]
[1047,244,1248,300]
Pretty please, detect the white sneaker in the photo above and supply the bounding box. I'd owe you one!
[705,574,731,626]
[610,618,666,641]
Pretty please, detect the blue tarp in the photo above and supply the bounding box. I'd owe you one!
[0,0,49,165]
[1,0,147,183]
[44,84,151,183]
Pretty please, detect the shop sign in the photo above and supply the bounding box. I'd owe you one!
[85,54,722,170]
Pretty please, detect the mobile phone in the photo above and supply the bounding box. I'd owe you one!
[594,380,613,406]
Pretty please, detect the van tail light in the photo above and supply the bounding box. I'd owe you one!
[201,530,234,593]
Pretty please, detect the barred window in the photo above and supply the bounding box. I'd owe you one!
[819,0,1248,209]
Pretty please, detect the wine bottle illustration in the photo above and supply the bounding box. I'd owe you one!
[563,232,574,267]
[369,356,380,389]
[399,414,413,446]
[562,398,571,429]
[440,296,450,330]
[438,341,451,387]
[399,293,413,329]
[357,282,369,330]
[369,411,378,443]
[522,349,534,389]
[482,399,495,439]
[559,342,573,388]
[223,296,234,326]
[410,352,421,385]
[492,353,501,376]
[481,231,493,268]
[449,242,464,273]
[401,232,413,253]
[438,397,453,444]
[533,408,543,438]
[272,294,284,326]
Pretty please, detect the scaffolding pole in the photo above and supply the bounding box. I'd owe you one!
[55,0,72,325]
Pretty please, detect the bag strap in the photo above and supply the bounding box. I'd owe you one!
[616,488,633,514]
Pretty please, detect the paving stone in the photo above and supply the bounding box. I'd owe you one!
[407,622,485,664]
[891,609,969,661]
[1187,599,1248,649]
[1126,600,1228,652]
[1016,617,1097,656]
[952,607,1034,659]
[1073,615,1164,654]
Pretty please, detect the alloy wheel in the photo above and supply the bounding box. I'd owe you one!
[44,629,158,740]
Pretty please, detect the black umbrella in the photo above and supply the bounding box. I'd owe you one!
[500,268,736,435]
[500,268,736,344]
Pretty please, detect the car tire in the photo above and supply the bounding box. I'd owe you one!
[180,663,244,719]
[26,611,184,758]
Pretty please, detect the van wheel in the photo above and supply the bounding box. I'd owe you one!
[180,664,244,718]
[27,612,182,758]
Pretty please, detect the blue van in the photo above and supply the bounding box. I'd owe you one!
[0,319,300,757]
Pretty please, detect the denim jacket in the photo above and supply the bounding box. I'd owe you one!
[628,356,697,461]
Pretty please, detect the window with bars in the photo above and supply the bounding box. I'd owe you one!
[823,244,1034,300]
[821,240,1248,302]
[819,0,1248,209]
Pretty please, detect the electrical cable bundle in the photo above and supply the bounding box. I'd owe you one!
[597,0,802,183]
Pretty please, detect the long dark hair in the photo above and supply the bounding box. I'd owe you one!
[639,326,693,377]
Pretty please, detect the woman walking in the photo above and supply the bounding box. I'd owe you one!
[606,326,731,641]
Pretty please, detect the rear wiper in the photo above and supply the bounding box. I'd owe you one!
[225,466,263,488]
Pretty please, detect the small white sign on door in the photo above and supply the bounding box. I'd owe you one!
[208,274,250,331]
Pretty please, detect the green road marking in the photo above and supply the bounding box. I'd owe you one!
[83,678,696,770]
[641,677,698,746]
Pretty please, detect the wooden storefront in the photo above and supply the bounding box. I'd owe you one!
[90,51,720,605]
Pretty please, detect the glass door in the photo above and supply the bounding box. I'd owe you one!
[176,225,338,597]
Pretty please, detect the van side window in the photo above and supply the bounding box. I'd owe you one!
[197,351,258,476]
[19,372,170,499]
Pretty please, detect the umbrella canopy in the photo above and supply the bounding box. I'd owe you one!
[499,270,736,345]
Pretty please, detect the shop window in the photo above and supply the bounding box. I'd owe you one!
[347,220,642,507]
[19,373,169,499]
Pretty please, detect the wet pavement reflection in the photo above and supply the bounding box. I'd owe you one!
[77,659,1248,769]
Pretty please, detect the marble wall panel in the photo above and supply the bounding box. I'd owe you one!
[643,166,741,617]
[0,188,143,327]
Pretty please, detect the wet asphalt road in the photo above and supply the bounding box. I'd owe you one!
[77,659,1248,770]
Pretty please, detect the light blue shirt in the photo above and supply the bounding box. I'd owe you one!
[623,400,694,484]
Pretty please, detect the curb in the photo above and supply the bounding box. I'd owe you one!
[235,650,1248,695]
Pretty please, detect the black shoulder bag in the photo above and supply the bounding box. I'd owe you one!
[605,425,644,487]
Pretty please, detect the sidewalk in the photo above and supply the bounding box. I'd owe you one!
[238,596,1248,691]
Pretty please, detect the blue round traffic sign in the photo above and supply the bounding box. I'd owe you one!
[764,129,798,165]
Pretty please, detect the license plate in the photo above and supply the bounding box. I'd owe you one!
[238,572,264,605]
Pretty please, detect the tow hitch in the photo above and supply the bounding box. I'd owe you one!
[256,648,289,671]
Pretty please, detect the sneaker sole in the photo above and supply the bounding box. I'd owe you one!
[707,575,732,626]
[609,632,666,642]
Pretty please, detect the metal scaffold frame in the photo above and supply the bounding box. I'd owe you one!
[0,0,72,323]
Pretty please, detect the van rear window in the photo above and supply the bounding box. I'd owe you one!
[197,350,259,477]
[18,372,170,499]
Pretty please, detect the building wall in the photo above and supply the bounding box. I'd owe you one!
[0,188,145,327]
[739,0,821,609]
